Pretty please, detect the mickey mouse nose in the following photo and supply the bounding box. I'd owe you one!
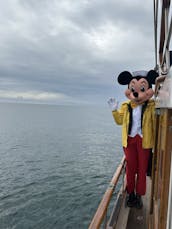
[133,92,138,98]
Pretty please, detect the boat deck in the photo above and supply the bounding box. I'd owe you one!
[107,177,151,229]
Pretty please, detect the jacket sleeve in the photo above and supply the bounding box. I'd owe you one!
[112,104,125,125]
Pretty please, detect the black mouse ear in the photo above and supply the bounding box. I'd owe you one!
[147,70,159,84]
[117,71,133,85]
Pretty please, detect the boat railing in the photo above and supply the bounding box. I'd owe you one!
[88,156,126,229]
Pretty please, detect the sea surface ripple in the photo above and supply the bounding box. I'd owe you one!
[0,103,122,229]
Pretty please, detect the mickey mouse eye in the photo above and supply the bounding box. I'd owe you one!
[130,87,135,93]
[140,86,145,92]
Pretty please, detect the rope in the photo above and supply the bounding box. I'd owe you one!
[154,0,158,70]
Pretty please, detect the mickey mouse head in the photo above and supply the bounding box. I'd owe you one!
[118,70,159,104]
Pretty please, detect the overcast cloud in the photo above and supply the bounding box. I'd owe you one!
[0,0,156,105]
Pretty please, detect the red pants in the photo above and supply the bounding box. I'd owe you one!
[123,135,150,196]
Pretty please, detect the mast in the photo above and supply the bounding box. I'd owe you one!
[151,0,172,228]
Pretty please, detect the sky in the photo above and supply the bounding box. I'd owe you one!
[0,0,157,105]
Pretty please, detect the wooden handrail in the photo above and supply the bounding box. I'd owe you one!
[88,156,126,229]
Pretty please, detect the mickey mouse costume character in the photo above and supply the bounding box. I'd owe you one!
[108,70,158,209]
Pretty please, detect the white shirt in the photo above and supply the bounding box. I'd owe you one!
[129,105,142,137]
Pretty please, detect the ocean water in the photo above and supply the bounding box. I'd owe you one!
[0,103,123,229]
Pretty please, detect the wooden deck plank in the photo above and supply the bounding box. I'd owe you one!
[107,177,151,229]
[126,177,151,229]
[126,205,147,229]
[114,192,130,229]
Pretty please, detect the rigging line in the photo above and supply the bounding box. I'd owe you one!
[162,15,172,63]
[154,0,158,69]
[160,1,172,71]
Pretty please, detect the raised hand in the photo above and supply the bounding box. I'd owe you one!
[107,98,119,111]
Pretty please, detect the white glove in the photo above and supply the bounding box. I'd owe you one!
[107,98,119,111]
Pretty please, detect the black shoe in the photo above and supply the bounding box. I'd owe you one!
[125,192,136,208]
[135,194,143,209]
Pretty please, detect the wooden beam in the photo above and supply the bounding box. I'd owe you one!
[159,109,172,229]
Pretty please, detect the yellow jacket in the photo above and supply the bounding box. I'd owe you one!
[112,100,155,149]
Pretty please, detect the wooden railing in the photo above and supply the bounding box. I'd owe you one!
[88,156,126,229]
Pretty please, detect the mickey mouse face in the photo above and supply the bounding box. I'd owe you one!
[117,70,158,104]
[125,78,154,104]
